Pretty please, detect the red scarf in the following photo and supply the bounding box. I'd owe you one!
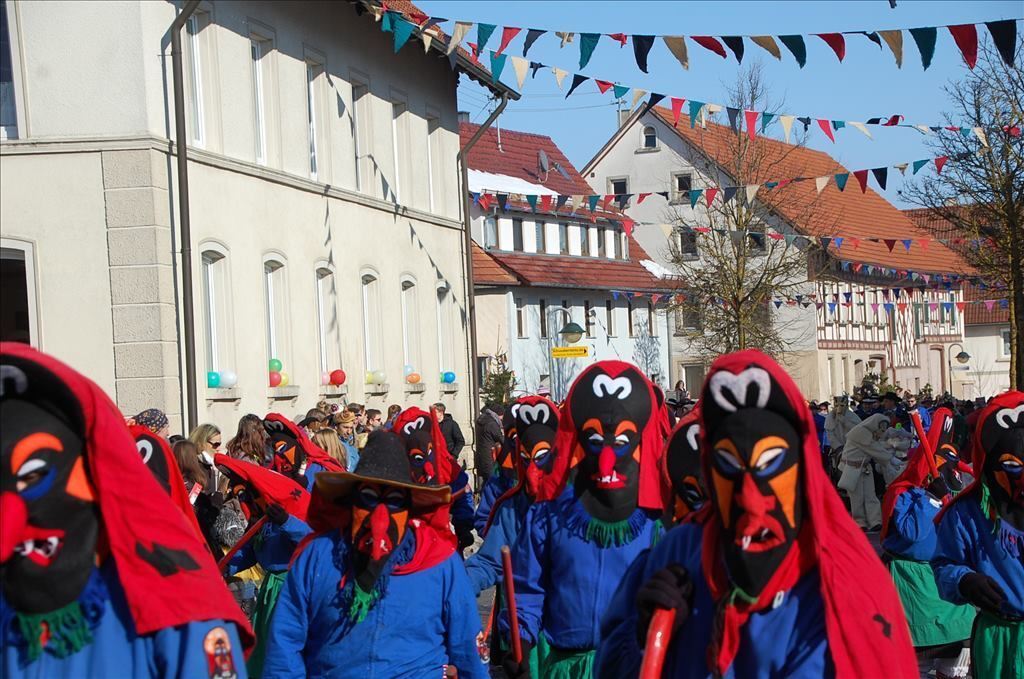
[214,454,310,521]
[264,412,343,473]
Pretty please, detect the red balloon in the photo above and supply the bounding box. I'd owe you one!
[330,369,346,386]
[269,371,283,387]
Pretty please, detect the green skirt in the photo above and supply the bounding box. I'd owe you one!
[537,642,594,679]
[889,559,975,647]
[248,570,287,678]
[972,612,1024,679]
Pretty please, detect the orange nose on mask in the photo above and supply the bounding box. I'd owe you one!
[0,492,28,563]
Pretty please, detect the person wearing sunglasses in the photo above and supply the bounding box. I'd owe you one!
[189,423,224,493]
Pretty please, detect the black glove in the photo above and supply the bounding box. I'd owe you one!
[636,564,693,645]
[959,572,1007,614]
[500,639,534,679]
[926,475,949,500]
[455,524,475,551]
[265,503,288,525]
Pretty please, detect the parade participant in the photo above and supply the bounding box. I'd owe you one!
[129,425,203,539]
[933,391,1024,678]
[474,405,518,535]
[824,396,861,452]
[263,412,342,491]
[596,349,917,678]
[263,431,486,678]
[216,455,311,677]
[392,407,474,551]
[501,361,666,679]
[0,342,252,677]
[838,414,893,530]
[880,408,974,678]
[661,408,708,525]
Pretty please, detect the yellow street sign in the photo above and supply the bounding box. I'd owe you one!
[551,345,589,359]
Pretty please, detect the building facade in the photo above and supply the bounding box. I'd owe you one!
[0,0,512,436]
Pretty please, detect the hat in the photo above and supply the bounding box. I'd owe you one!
[133,408,169,433]
[314,431,450,509]
[298,408,327,428]
[335,410,356,426]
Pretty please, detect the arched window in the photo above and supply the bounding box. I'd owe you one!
[642,125,657,149]
[361,270,383,372]
[315,265,340,374]
[401,277,421,372]
[264,255,291,373]
[200,243,234,373]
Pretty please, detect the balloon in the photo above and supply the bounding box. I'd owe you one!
[268,358,283,372]
[372,370,387,385]
[207,371,221,388]
[219,370,238,388]
[443,371,456,384]
[403,364,414,376]
[269,371,282,387]
[279,372,289,387]
[406,372,421,384]
[330,369,346,386]
[320,372,331,386]
[365,371,375,384]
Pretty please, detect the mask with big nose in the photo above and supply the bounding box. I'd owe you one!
[979,401,1024,530]
[513,397,559,498]
[349,483,410,592]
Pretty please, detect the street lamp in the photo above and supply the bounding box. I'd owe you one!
[546,307,583,401]
[559,321,585,345]
[947,342,972,398]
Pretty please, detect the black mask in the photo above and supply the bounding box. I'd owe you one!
[397,415,438,485]
[979,402,1024,530]
[513,397,559,498]
[264,418,305,481]
[666,419,707,520]
[932,414,964,496]
[134,430,172,495]
[349,482,410,592]
[569,366,651,523]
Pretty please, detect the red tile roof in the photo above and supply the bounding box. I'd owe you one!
[647,107,971,276]
[472,243,520,286]
[962,282,1010,325]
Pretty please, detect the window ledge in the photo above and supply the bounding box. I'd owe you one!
[404,383,427,394]
[366,383,389,396]
[267,386,301,400]
[206,387,241,403]
[439,383,459,394]
[634,147,660,154]
[319,385,349,398]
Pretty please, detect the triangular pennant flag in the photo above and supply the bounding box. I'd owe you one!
[496,26,521,56]
[631,88,648,110]
[815,33,846,61]
[984,299,996,311]
[612,84,630,99]
[556,195,569,210]
[601,194,614,210]
[780,115,795,143]
[489,51,508,84]
[746,184,759,203]
[392,17,416,53]
[658,224,673,238]
[834,237,844,249]
[587,195,600,212]
[767,232,784,241]
[871,303,880,313]
[569,195,581,213]
[692,35,727,59]
[853,169,869,192]
[688,101,704,128]
[727,107,741,132]
[608,33,628,48]
[859,31,882,48]
[843,292,852,303]
[973,127,989,147]
[556,32,575,49]
[722,187,738,204]
[671,97,685,126]
[662,36,690,70]
[689,189,702,208]
[929,302,939,313]
[934,156,949,174]
[884,303,895,314]
[986,20,1018,67]
[722,36,745,63]
[912,159,929,174]
[447,21,472,55]
[522,29,545,56]
[943,302,954,314]
[775,300,784,309]
[815,176,830,193]
[381,10,397,33]
[750,35,781,60]
[848,122,872,139]
[744,110,759,140]
[871,167,888,190]
[478,193,494,211]
[637,193,650,204]
[947,24,978,69]
[551,67,568,89]
[834,173,849,191]
[897,302,908,312]
[579,32,601,68]
[817,119,836,143]
[529,61,544,78]
[909,27,937,69]
[526,194,538,212]
[901,239,912,251]
[705,188,719,206]
[828,302,838,314]
[760,113,775,133]
[511,56,530,89]
[621,218,635,237]
[955,301,967,312]
[893,162,908,175]
[832,120,846,132]
[594,79,614,94]
[884,239,897,252]
[632,35,656,73]
[650,293,661,305]
[779,35,807,67]
[476,23,497,53]
[821,237,832,250]
[539,195,553,213]
[495,193,509,211]
[639,93,666,117]
[612,290,620,301]
[879,30,904,67]
[816,302,825,310]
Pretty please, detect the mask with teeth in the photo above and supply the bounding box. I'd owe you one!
[349,482,410,592]
[978,398,1024,530]
[264,417,305,481]
[513,396,560,498]
[664,412,707,522]
[568,365,651,523]
[1,385,99,614]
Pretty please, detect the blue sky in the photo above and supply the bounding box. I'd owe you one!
[421,0,1020,206]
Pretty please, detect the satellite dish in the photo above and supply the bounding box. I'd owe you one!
[538,149,550,173]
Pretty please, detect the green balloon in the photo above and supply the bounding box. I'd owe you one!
[268,358,283,372]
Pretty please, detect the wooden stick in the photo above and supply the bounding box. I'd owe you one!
[500,545,523,663]
[639,608,676,679]
[217,515,267,573]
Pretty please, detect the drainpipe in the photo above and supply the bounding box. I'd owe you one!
[170,0,202,432]
[458,94,509,429]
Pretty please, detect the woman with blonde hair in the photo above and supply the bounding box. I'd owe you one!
[312,428,349,470]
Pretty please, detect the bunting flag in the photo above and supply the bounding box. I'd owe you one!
[751,35,782,60]
[663,36,690,70]
[490,52,508,83]
[818,119,836,143]
[745,110,759,140]
[496,26,521,55]
[723,36,745,63]
[692,35,728,58]
[633,34,656,73]
[671,97,685,126]
[579,32,601,68]
[947,24,978,69]
[909,27,937,68]
[853,169,869,192]
[879,29,903,67]
[523,29,545,56]
[816,33,846,61]
[779,34,807,67]
[871,167,887,190]
[476,23,497,52]
[986,20,1018,66]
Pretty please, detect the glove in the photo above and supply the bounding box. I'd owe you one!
[500,640,534,679]
[265,503,288,525]
[636,564,693,645]
[926,476,949,500]
[959,573,1007,614]
[455,524,475,551]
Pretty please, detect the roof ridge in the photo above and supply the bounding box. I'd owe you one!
[460,121,559,143]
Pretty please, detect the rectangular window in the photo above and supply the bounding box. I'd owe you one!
[671,173,692,203]
[186,13,206,147]
[400,280,420,369]
[516,298,527,337]
[613,230,623,259]
[0,242,38,345]
[580,226,591,257]
[391,98,407,201]
[512,219,524,251]
[559,223,569,255]
[264,260,291,372]
[675,307,701,334]
[1002,328,1011,357]
[597,227,607,257]
[678,229,698,257]
[606,300,616,336]
[539,299,548,338]
[483,217,498,249]
[250,37,268,164]
[306,61,322,180]
[584,300,594,337]
[426,112,440,212]
[361,273,383,371]
[352,81,370,191]
[648,302,656,336]
[628,300,636,337]
[315,268,341,374]
[1,3,19,139]
[535,221,546,253]
[610,177,628,196]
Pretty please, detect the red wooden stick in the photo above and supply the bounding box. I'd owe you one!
[217,515,268,573]
[500,545,523,663]
[909,411,939,478]
[639,608,676,679]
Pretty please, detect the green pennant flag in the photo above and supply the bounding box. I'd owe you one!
[392,18,416,52]
[579,33,601,69]
[912,159,929,174]
[477,23,497,53]
[588,195,600,212]
[689,189,702,208]
[526,194,538,211]
[688,100,704,128]
[909,27,937,69]
[489,52,508,83]
[760,112,775,133]
[834,173,849,191]
[612,84,630,99]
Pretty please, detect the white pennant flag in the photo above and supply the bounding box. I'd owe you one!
[659,224,674,238]
[631,88,648,110]
[848,122,872,139]
[511,56,530,89]
[551,67,568,90]
[974,127,989,147]
[894,162,909,175]
[780,115,795,144]
[914,125,932,135]
[556,31,575,48]
[746,184,759,203]
[447,22,472,55]
[815,176,830,194]
[422,32,433,53]
[571,194,582,213]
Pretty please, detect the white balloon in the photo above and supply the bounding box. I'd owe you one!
[219,370,238,388]
[372,370,387,385]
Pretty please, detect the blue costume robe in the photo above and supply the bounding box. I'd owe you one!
[263,528,486,679]
[596,522,834,678]
[884,488,944,560]
[300,461,327,493]
[474,473,516,534]
[499,487,663,652]
[466,491,531,596]
[1,562,247,678]
[450,469,475,533]
[225,514,311,575]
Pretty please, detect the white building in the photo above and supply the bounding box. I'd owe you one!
[463,121,673,400]
[0,0,515,435]
[583,106,973,399]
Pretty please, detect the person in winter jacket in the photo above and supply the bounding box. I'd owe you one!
[824,396,861,451]
[474,403,504,485]
[474,407,517,534]
[839,414,893,530]
[431,403,465,460]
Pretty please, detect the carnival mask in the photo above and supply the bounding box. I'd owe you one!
[979,401,1024,529]
[514,397,559,497]
[929,413,964,497]
[264,417,304,478]
[350,482,410,591]
[666,419,707,521]
[133,429,172,495]
[398,416,437,485]
[0,364,99,614]
[569,365,651,522]
[497,409,518,474]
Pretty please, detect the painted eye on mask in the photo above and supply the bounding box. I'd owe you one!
[16,458,54,498]
[999,455,1024,476]
[713,448,744,475]
[753,447,787,477]
[532,446,551,465]
[409,450,427,467]
[381,489,406,510]
[358,486,381,506]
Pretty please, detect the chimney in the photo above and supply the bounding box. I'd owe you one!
[458,111,470,124]
[617,106,632,129]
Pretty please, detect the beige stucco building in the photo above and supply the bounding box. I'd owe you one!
[0,0,513,438]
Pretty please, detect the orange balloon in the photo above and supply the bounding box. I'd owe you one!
[406,373,421,384]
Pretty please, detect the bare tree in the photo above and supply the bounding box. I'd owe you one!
[666,64,834,359]
[902,40,1024,388]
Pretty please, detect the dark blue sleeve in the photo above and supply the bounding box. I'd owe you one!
[442,557,489,679]
[932,505,974,606]
[465,503,514,595]
[474,476,501,534]
[152,619,249,678]
[450,471,475,528]
[263,544,317,677]
[225,539,257,576]
[279,514,312,545]
[890,490,931,544]
[499,504,545,645]
[595,549,649,678]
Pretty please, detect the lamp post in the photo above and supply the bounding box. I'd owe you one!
[546,307,583,401]
[947,342,971,398]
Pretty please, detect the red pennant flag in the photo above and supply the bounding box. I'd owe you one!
[602,195,615,209]
[692,36,728,58]
[694,226,711,234]
[815,33,846,61]
[705,188,719,206]
[637,193,651,204]
[495,27,522,56]
[621,218,635,237]
[588,213,597,224]
[608,33,628,47]
[671,97,685,126]
[776,179,792,189]
[897,302,908,312]
[650,293,661,305]
[935,156,949,174]
[917,239,930,250]
[853,263,864,273]
[883,115,904,126]
[948,24,979,69]
[594,79,615,94]
[848,237,861,249]
[767,232,784,241]
[817,119,836,142]
[539,195,553,212]
[884,239,897,252]
[955,301,967,312]
[478,193,494,211]
[407,10,429,25]
[745,110,759,140]
[853,169,869,192]
[466,42,481,63]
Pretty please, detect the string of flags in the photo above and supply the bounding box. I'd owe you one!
[376,4,1019,72]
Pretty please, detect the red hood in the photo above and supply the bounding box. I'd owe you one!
[660,406,703,522]
[390,407,458,484]
[0,342,253,649]
[128,425,203,539]
[264,412,343,474]
[880,408,951,540]
[698,350,916,678]
[214,454,310,522]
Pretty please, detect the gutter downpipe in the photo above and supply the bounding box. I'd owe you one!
[170,0,202,432]
[458,94,509,431]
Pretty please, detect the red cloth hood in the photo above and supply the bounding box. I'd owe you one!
[264,412,343,473]
[540,360,666,511]
[0,343,253,649]
[698,350,916,679]
[880,408,951,540]
[214,454,310,522]
[127,425,203,539]
[660,406,705,521]
[390,407,458,484]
